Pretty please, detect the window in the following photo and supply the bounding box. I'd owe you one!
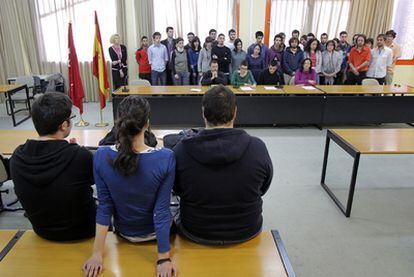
[269,0,350,42]
[391,0,414,60]
[153,0,235,40]
[37,0,117,62]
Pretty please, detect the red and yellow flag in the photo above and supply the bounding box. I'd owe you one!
[92,11,109,109]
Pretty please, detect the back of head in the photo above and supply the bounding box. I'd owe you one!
[202,85,236,127]
[112,96,150,176]
[31,92,72,136]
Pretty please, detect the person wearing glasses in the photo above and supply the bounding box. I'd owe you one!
[10,92,96,241]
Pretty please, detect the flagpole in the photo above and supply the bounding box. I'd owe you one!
[75,114,89,127]
[95,107,108,127]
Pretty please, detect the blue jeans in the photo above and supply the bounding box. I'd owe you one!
[172,72,190,85]
[151,70,166,85]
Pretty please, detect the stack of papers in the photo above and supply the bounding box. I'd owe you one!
[239,86,254,91]
[264,86,280,91]
[302,86,316,90]
[190,88,202,92]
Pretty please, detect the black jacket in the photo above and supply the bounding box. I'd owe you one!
[173,128,273,241]
[257,69,285,85]
[201,70,227,86]
[109,44,127,71]
[10,140,96,241]
[212,45,231,73]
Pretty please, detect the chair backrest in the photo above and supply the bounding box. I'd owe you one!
[198,75,203,85]
[289,76,295,85]
[362,78,380,85]
[0,155,9,183]
[129,79,151,86]
[15,76,35,88]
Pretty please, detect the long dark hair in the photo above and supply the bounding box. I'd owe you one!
[300,58,313,72]
[111,96,150,176]
[304,38,321,53]
[233,38,242,53]
[191,36,202,51]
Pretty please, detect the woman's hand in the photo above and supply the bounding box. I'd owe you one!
[157,260,177,277]
[120,70,125,78]
[83,253,103,277]
[174,74,179,80]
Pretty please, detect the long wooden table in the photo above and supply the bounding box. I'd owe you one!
[0,129,178,155]
[0,230,295,276]
[320,128,414,217]
[0,84,31,127]
[112,85,414,127]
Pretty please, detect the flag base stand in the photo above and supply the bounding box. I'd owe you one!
[75,116,89,127]
[95,108,109,127]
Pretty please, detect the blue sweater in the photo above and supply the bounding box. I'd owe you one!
[94,146,175,253]
[188,48,200,73]
[282,47,304,75]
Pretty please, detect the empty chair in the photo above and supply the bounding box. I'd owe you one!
[129,79,151,86]
[362,78,380,85]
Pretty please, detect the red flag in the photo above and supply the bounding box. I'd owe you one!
[68,22,85,114]
[92,11,110,109]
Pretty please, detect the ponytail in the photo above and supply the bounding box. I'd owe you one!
[110,96,150,176]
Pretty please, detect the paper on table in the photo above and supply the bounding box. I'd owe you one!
[190,88,202,92]
[302,86,316,90]
[240,86,254,91]
[264,86,280,90]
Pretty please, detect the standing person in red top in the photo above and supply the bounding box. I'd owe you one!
[135,36,152,84]
[346,34,371,85]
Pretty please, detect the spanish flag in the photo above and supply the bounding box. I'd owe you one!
[92,11,109,109]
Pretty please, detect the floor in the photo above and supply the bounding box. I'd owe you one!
[1,102,413,277]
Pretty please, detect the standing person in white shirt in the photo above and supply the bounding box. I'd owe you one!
[224,29,237,51]
[367,34,393,85]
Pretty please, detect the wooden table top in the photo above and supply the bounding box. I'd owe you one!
[0,230,287,276]
[0,84,25,94]
[331,129,414,154]
[0,230,17,254]
[0,129,178,155]
[316,85,414,95]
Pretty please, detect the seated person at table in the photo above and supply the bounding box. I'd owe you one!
[201,59,227,86]
[231,60,256,87]
[10,92,96,241]
[294,58,317,85]
[83,96,176,277]
[257,60,284,85]
[173,85,273,245]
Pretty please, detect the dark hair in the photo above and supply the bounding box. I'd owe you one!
[175,37,184,45]
[304,38,321,53]
[279,32,286,37]
[292,30,300,35]
[233,38,242,52]
[112,96,150,176]
[228,29,236,36]
[270,60,278,67]
[289,37,299,47]
[252,44,262,55]
[191,36,202,51]
[339,31,348,36]
[321,33,328,38]
[204,36,213,49]
[326,40,336,49]
[366,38,374,45]
[385,30,396,38]
[152,32,161,39]
[187,32,195,36]
[209,29,217,34]
[255,31,264,38]
[166,27,174,33]
[377,34,387,41]
[300,35,307,41]
[333,38,340,45]
[141,36,148,40]
[31,92,72,136]
[240,60,249,67]
[274,34,283,41]
[210,59,219,66]
[218,33,225,38]
[300,58,313,72]
[356,34,367,44]
[307,33,315,38]
[202,85,236,126]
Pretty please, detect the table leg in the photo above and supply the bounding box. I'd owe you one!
[6,91,16,127]
[271,230,296,277]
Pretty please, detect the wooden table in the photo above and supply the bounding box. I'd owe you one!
[112,85,414,127]
[0,230,295,276]
[0,129,178,155]
[320,128,414,217]
[0,84,31,127]
[0,230,24,262]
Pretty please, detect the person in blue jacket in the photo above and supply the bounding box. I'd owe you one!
[188,36,202,85]
[282,37,304,85]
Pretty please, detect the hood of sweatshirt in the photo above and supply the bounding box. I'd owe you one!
[181,128,251,165]
[11,140,80,187]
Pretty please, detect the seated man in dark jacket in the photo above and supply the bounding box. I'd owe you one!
[258,60,285,85]
[173,85,273,244]
[10,92,96,241]
[200,59,227,86]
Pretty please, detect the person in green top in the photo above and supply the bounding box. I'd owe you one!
[231,60,256,87]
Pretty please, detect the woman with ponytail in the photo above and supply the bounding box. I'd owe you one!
[83,96,177,277]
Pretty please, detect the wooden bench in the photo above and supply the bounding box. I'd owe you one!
[320,128,414,217]
[0,129,179,155]
[0,230,294,276]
